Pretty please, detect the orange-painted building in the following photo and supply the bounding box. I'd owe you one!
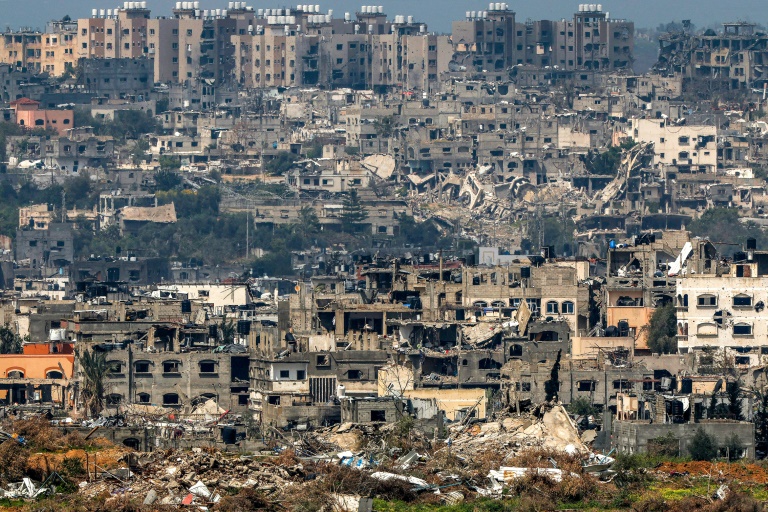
[0,342,75,406]
[11,98,74,135]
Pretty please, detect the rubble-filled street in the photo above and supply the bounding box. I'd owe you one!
[0,406,765,511]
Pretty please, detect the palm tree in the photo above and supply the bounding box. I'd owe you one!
[219,318,236,344]
[293,206,320,241]
[78,349,111,418]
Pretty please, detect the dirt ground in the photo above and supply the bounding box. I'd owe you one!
[656,460,768,484]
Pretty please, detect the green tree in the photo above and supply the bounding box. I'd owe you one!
[755,388,768,452]
[567,396,597,416]
[78,349,111,417]
[158,155,182,171]
[688,207,768,256]
[544,349,561,402]
[64,175,93,209]
[265,151,299,175]
[724,433,744,461]
[0,324,22,354]
[131,139,150,165]
[340,189,368,232]
[688,427,718,461]
[584,139,637,175]
[250,250,293,277]
[155,169,182,191]
[646,303,677,354]
[727,379,744,420]
[218,319,236,344]
[293,206,320,241]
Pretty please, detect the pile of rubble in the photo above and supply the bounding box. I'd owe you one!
[445,403,588,460]
[78,448,304,507]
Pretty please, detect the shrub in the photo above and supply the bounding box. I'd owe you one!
[60,456,85,477]
[647,431,680,457]
[688,427,718,461]
[0,440,29,484]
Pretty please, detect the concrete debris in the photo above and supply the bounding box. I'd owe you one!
[0,477,49,499]
[488,467,577,483]
[445,403,588,459]
[331,494,374,512]
[370,471,430,489]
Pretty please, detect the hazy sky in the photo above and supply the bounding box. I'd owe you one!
[3,0,764,33]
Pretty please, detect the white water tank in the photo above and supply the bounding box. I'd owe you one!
[407,15,413,24]
[345,12,351,20]
[92,8,98,16]
[597,4,602,11]
[337,384,346,397]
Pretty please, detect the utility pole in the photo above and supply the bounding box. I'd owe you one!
[245,209,249,260]
[61,190,66,222]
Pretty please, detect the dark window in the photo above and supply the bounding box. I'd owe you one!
[297,370,306,380]
[137,393,150,404]
[199,361,216,373]
[577,380,594,391]
[370,410,386,421]
[163,361,181,373]
[135,361,150,373]
[347,369,362,379]
[163,393,180,405]
[697,295,717,307]
[316,354,330,367]
[279,370,290,379]
[733,295,752,307]
[734,323,752,335]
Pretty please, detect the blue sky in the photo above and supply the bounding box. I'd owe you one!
[4,0,764,33]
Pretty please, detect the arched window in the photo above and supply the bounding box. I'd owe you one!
[733,294,752,307]
[479,358,501,370]
[163,393,180,405]
[697,294,717,307]
[562,301,574,314]
[46,370,63,379]
[7,370,24,378]
[137,392,151,404]
[733,323,753,336]
[106,393,123,405]
[199,360,217,374]
[162,360,181,373]
[546,301,559,314]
